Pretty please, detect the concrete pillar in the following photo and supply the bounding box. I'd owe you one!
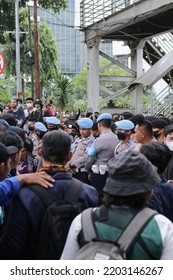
[130,40,145,113]
[87,37,101,113]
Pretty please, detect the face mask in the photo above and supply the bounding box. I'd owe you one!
[17,104,22,109]
[165,141,173,151]
[35,107,40,111]
[117,131,126,141]
[28,126,34,132]
[26,103,33,109]
[48,126,58,131]
[153,130,160,138]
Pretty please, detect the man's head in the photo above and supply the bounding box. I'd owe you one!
[65,121,78,137]
[43,117,60,131]
[151,119,168,141]
[0,143,17,180]
[25,98,34,110]
[10,98,18,109]
[34,99,42,111]
[140,142,172,175]
[0,130,24,169]
[134,120,153,144]
[96,113,112,132]
[0,113,17,126]
[115,119,134,141]
[41,130,72,165]
[164,124,173,151]
[77,117,93,138]
[34,122,47,139]
[103,150,160,208]
[27,117,37,132]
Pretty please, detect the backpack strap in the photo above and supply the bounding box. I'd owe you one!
[81,207,158,253]
[28,177,82,207]
[29,184,56,206]
[65,178,82,203]
[117,207,158,254]
[81,208,97,242]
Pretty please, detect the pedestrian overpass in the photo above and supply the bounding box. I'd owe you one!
[80,0,173,116]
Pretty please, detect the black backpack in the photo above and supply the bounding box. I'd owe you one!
[29,178,82,259]
[75,206,157,260]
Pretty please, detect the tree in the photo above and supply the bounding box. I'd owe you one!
[2,8,59,91]
[51,74,72,111]
[0,0,67,44]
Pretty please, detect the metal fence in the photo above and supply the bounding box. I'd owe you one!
[80,0,141,28]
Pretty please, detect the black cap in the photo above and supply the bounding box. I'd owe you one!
[7,146,19,155]
[151,119,168,129]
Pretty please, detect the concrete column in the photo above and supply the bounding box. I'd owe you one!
[87,37,101,113]
[130,40,145,113]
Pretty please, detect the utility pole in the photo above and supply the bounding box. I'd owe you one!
[28,5,34,100]
[33,0,41,99]
[15,0,22,96]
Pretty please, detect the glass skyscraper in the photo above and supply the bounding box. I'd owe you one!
[30,0,113,76]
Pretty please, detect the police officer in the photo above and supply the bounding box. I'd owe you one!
[67,117,94,184]
[43,117,60,131]
[114,119,136,154]
[85,113,119,201]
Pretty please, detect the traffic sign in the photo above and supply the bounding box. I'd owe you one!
[0,52,6,74]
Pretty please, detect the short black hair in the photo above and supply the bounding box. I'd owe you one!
[26,97,33,102]
[41,130,71,164]
[140,142,172,174]
[0,131,24,151]
[0,113,17,126]
[138,120,153,138]
[98,119,112,128]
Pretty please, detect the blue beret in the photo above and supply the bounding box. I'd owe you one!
[77,118,93,129]
[115,120,134,130]
[34,122,47,132]
[97,113,112,122]
[43,117,60,125]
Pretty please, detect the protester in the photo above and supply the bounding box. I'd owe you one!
[0,130,98,259]
[61,150,173,260]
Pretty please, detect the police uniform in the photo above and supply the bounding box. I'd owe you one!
[68,118,94,184]
[85,113,119,199]
[114,119,137,154]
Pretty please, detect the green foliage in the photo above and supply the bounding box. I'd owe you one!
[0,76,15,104]
[73,58,131,109]
[20,0,67,14]
[0,0,67,44]
[51,74,72,111]
[2,8,58,89]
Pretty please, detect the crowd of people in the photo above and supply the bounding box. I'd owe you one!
[0,96,173,259]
